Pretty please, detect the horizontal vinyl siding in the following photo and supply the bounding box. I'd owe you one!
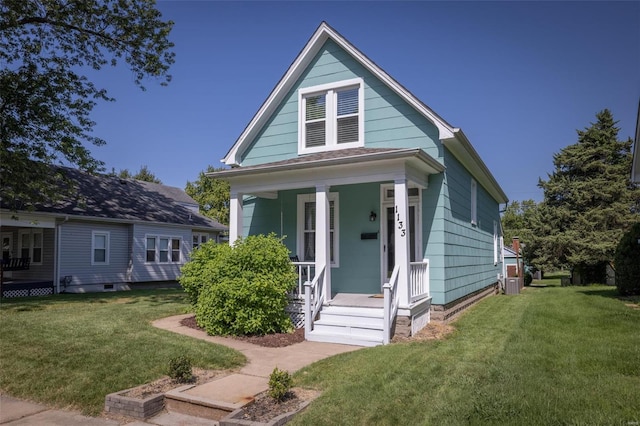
[241,40,441,166]
[439,150,501,305]
[130,224,191,282]
[59,221,131,286]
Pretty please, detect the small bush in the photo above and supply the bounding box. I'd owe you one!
[168,356,192,383]
[190,233,297,336]
[524,271,533,286]
[268,367,292,402]
[614,223,640,295]
[179,240,231,306]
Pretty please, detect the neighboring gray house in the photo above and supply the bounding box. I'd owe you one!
[0,166,226,295]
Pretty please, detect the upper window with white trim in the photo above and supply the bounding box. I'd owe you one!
[18,229,43,265]
[92,231,110,265]
[298,78,364,154]
[192,233,209,250]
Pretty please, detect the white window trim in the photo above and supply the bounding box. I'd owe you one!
[298,78,365,155]
[296,192,339,267]
[145,235,183,264]
[471,179,478,226]
[17,229,43,265]
[91,231,110,266]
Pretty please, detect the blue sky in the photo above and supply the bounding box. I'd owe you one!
[88,1,639,203]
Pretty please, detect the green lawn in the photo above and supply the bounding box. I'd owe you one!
[292,281,640,425]
[0,289,244,415]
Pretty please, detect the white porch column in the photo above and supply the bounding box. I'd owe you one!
[394,178,411,307]
[315,184,331,301]
[229,190,243,246]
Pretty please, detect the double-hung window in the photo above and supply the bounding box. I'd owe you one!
[91,231,110,265]
[297,193,339,266]
[146,236,181,263]
[298,78,364,154]
[18,230,43,265]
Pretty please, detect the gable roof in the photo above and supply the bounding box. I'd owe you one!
[221,22,508,204]
[1,166,226,231]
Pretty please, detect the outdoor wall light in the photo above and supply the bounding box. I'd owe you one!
[369,211,377,222]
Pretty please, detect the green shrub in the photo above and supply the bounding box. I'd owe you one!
[168,356,192,383]
[268,367,292,402]
[524,271,533,286]
[179,240,231,306]
[614,223,640,295]
[190,233,297,336]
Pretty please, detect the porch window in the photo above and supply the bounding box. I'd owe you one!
[17,230,43,265]
[297,193,339,266]
[298,78,364,154]
[146,235,181,264]
[192,233,209,250]
[91,231,110,265]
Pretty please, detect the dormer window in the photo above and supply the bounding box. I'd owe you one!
[298,78,364,154]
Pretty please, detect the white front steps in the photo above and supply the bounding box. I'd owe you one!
[306,305,385,347]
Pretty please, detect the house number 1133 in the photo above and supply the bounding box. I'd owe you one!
[395,206,406,237]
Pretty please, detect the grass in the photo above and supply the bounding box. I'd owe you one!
[0,289,245,415]
[292,280,640,425]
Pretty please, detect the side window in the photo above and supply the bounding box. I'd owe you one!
[471,179,477,225]
[91,231,110,265]
[297,194,339,266]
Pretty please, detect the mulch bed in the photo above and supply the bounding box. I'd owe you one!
[180,315,305,347]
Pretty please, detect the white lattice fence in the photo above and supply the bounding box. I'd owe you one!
[286,299,305,329]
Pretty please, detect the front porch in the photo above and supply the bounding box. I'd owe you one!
[214,148,444,346]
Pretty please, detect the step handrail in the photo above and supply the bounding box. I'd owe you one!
[383,264,400,344]
[304,263,325,339]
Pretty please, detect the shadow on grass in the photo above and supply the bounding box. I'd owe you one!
[574,286,620,300]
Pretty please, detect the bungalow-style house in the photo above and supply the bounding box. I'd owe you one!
[0,166,226,297]
[210,22,508,346]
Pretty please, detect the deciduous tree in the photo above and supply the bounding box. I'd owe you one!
[0,0,174,209]
[185,166,230,225]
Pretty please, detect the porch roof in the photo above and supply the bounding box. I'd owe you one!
[208,147,445,180]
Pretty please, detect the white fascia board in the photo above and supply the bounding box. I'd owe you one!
[443,129,509,204]
[223,22,456,166]
[0,212,57,228]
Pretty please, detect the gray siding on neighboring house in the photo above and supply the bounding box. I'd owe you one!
[58,221,131,286]
[130,224,191,283]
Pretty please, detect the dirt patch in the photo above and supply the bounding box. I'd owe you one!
[180,315,305,347]
[392,322,455,343]
[238,388,320,423]
[122,368,223,399]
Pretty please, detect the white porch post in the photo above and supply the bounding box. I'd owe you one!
[229,190,243,246]
[394,178,411,307]
[315,184,331,301]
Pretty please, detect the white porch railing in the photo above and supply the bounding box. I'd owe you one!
[410,260,430,303]
[304,264,325,339]
[383,264,400,345]
[291,261,314,300]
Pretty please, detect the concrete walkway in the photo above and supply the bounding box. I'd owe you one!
[0,315,360,425]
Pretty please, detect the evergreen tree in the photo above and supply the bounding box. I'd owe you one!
[501,199,538,245]
[531,109,640,277]
[132,165,161,184]
[185,166,230,225]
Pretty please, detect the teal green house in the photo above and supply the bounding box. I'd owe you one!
[211,22,508,346]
